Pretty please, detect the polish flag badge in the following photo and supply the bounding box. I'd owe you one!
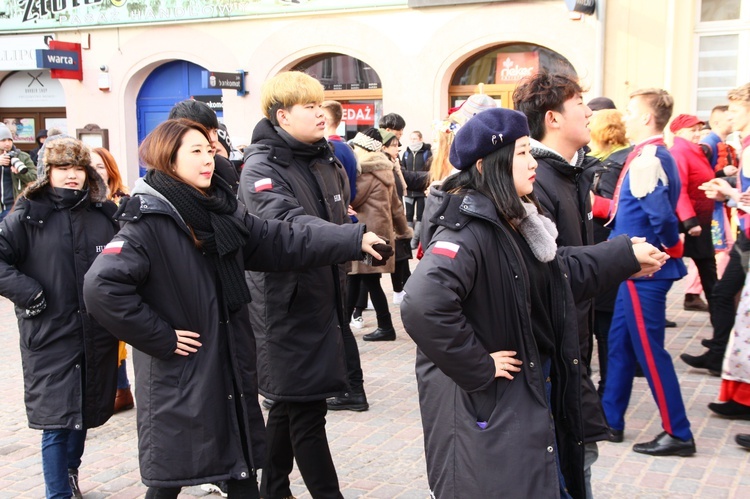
[255,178,273,192]
[433,241,460,259]
[102,240,125,255]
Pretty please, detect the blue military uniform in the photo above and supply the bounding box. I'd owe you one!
[601,137,692,441]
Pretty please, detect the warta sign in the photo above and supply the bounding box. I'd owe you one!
[495,52,539,84]
[35,40,82,80]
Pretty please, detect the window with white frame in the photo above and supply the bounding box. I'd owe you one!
[695,0,749,119]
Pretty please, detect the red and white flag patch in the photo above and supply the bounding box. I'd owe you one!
[102,240,125,255]
[433,241,460,259]
[254,178,273,192]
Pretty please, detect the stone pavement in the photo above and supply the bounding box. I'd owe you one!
[0,268,749,498]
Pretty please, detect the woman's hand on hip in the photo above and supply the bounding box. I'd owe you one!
[490,350,522,380]
[175,330,202,356]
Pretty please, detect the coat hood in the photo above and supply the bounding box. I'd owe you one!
[355,149,394,176]
[118,177,190,234]
[245,118,333,168]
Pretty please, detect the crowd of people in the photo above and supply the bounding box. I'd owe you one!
[1,71,750,499]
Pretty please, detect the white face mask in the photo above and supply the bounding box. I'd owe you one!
[408,142,423,152]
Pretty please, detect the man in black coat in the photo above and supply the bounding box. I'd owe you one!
[514,73,659,498]
[240,71,357,499]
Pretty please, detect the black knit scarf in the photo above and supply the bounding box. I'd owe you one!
[144,170,251,311]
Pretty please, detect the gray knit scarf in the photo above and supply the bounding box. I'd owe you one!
[511,202,558,262]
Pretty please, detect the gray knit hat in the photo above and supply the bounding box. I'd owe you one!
[0,123,12,141]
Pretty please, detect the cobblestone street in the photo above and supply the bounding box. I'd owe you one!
[0,267,749,498]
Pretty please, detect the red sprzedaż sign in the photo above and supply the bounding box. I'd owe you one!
[495,52,539,84]
[341,104,375,125]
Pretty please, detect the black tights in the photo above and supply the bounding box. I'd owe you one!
[347,274,392,329]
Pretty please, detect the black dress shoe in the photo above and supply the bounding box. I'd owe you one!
[363,328,396,341]
[708,400,750,419]
[680,351,722,373]
[632,431,696,457]
[262,398,275,410]
[327,391,369,411]
[665,319,677,328]
[608,429,624,443]
[735,434,750,449]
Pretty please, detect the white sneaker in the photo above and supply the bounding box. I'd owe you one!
[392,290,406,305]
[350,316,364,329]
[201,483,228,498]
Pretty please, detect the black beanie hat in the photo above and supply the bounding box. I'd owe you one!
[216,123,233,154]
[449,108,530,170]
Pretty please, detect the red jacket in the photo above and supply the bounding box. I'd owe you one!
[671,136,715,228]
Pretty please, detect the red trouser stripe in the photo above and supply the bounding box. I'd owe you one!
[626,280,673,435]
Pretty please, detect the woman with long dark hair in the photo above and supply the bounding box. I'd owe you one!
[83,119,388,498]
[401,109,664,498]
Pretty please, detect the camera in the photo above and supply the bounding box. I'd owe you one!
[4,151,27,174]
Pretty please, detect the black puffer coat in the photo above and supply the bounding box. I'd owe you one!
[0,181,118,431]
[401,143,432,197]
[402,189,639,499]
[531,143,627,442]
[240,119,354,402]
[83,180,366,487]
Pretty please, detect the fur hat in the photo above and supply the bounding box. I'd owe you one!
[24,136,106,202]
[43,137,91,168]
[0,123,12,141]
[449,108,530,170]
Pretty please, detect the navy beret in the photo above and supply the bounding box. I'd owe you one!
[449,108,530,170]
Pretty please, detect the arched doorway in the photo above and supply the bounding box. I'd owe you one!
[450,44,578,109]
[136,60,222,174]
[293,53,382,140]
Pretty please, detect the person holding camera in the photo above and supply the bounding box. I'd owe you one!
[0,123,37,221]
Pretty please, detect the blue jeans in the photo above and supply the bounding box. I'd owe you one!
[117,359,131,390]
[41,429,86,499]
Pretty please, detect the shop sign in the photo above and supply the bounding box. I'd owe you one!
[43,41,83,80]
[36,49,79,71]
[202,70,246,96]
[341,104,375,125]
[192,95,224,113]
[3,0,405,33]
[495,52,539,84]
[564,0,596,15]
[0,34,54,71]
[0,70,66,108]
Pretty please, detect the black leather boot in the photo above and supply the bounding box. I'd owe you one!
[363,328,396,341]
[680,350,722,375]
[327,390,369,411]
